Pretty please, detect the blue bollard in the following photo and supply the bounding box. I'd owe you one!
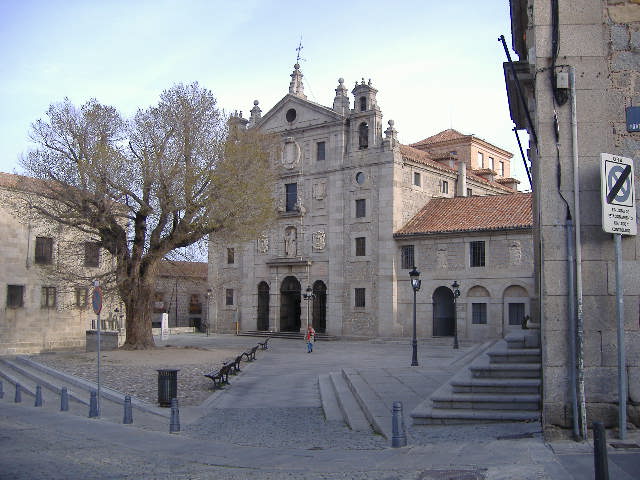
[14,383,22,403]
[169,398,180,433]
[123,395,133,424]
[89,391,99,418]
[34,385,43,407]
[0,380,4,399]
[60,387,69,411]
[391,401,407,448]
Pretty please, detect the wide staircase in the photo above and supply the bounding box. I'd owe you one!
[411,330,542,424]
[237,330,339,341]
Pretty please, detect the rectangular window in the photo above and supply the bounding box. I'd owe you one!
[401,245,415,269]
[467,188,473,197]
[84,242,100,267]
[75,287,88,308]
[225,288,234,306]
[499,161,505,176]
[354,288,366,308]
[355,237,366,256]
[509,303,526,326]
[470,241,486,267]
[413,172,421,186]
[472,303,487,324]
[285,183,297,212]
[7,285,24,308]
[41,286,56,308]
[441,180,449,194]
[489,157,494,171]
[35,236,53,265]
[477,151,484,168]
[227,248,235,264]
[355,199,366,218]
[316,141,325,161]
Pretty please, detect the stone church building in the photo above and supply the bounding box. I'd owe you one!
[208,64,534,341]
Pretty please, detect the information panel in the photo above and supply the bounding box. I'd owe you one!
[601,153,636,236]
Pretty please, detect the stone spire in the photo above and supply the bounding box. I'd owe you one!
[288,63,306,99]
[248,100,262,127]
[333,77,350,115]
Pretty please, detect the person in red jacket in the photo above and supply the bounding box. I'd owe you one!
[305,325,316,353]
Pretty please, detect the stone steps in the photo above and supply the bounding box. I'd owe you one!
[237,331,339,341]
[411,331,542,425]
[328,371,371,433]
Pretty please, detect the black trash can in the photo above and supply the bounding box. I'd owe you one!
[157,369,179,407]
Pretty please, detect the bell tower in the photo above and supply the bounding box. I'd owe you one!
[350,78,383,151]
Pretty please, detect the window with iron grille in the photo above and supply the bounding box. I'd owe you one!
[317,141,325,161]
[355,199,366,218]
[285,183,297,212]
[227,248,235,264]
[35,236,53,265]
[225,288,234,306]
[41,286,56,308]
[401,245,414,269]
[75,287,88,308]
[84,242,100,267]
[354,288,366,308]
[470,241,485,267]
[472,303,487,324]
[509,302,526,326]
[7,285,24,308]
[355,237,366,256]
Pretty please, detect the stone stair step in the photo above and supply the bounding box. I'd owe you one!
[504,331,541,350]
[431,392,540,411]
[329,372,371,432]
[451,378,541,394]
[341,368,390,439]
[318,374,342,423]
[471,363,541,379]
[487,349,541,364]
[411,406,540,425]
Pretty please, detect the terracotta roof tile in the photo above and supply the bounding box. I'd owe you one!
[395,193,532,236]
[159,260,208,279]
[399,144,456,173]
[410,128,469,147]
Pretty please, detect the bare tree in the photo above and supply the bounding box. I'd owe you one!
[21,83,276,349]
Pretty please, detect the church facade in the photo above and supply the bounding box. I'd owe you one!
[208,65,533,341]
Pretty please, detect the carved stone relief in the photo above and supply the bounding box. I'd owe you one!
[509,241,522,265]
[257,234,269,254]
[312,231,326,251]
[437,247,448,269]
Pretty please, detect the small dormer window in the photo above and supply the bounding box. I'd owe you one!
[358,122,368,149]
[359,97,367,111]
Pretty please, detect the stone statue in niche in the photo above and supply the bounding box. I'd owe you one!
[312,231,326,251]
[284,227,297,257]
[257,235,269,254]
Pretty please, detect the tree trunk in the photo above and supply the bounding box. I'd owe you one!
[121,280,156,349]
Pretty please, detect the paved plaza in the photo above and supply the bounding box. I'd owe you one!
[0,333,639,479]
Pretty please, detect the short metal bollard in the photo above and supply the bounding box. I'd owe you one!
[158,369,179,407]
[169,398,180,433]
[14,383,22,403]
[89,391,99,418]
[123,395,133,424]
[0,380,4,399]
[593,421,610,480]
[60,387,69,411]
[34,385,43,407]
[391,401,407,448]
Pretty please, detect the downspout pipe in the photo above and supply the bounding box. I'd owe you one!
[570,66,587,441]
[566,217,579,440]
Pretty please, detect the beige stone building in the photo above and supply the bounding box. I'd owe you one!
[0,172,120,355]
[209,65,534,342]
[506,0,640,432]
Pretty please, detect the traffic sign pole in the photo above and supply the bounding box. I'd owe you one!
[615,233,627,440]
[92,281,103,417]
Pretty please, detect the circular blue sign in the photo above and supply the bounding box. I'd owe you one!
[607,164,632,203]
[92,287,102,315]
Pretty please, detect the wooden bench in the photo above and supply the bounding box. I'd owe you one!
[224,354,243,375]
[258,338,270,350]
[204,363,232,388]
[242,345,259,362]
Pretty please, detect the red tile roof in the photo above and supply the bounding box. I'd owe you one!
[399,144,456,173]
[159,260,208,279]
[395,193,532,236]
[410,128,469,147]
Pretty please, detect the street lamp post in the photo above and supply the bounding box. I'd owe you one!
[409,267,421,366]
[451,280,460,349]
[303,285,314,330]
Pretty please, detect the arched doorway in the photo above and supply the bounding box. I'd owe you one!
[280,276,301,332]
[312,280,327,333]
[433,286,455,336]
[257,282,270,331]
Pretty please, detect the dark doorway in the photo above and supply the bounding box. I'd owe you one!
[257,282,270,331]
[433,286,455,336]
[280,276,301,332]
[312,280,327,333]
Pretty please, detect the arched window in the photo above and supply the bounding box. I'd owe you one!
[359,96,367,111]
[358,122,368,149]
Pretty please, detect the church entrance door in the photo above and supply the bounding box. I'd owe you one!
[257,281,270,331]
[312,280,327,333]
[432,286,455,337]
[280,276,301,332]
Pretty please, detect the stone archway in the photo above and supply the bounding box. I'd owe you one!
[257,281,270,331]
[312,280,327,333]
[433,286,455,337]
[280,276,301,332]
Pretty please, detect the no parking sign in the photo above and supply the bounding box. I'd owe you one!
[601,153,636,236]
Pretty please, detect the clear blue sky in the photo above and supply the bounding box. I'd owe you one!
[0,0,529,189]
